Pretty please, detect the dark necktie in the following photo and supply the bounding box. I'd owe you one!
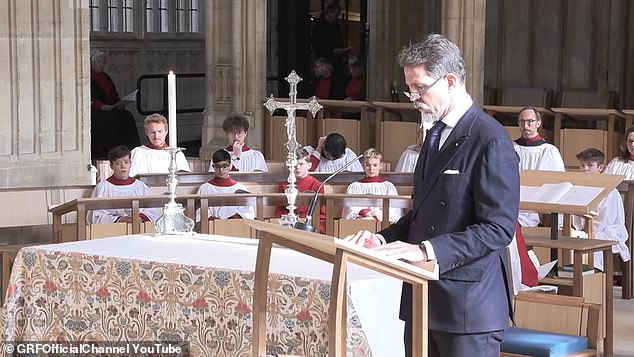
[423,120,447,174]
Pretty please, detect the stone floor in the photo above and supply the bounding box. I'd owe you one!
[613,287,634,357]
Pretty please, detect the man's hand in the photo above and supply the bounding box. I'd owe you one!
[373,241,428,262]
[232,141,244,157]
[100,104,113,111]
[343,230,382,248]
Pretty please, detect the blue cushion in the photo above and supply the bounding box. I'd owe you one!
[501,327,588,357]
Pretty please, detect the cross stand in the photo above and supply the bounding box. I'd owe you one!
[155,147,195,235]
[264,70,322,227]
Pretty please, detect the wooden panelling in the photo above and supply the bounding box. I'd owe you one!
[380,121,419,164]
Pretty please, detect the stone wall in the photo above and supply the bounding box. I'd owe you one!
[0,1,91,189]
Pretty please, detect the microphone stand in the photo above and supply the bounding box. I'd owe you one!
[293,153,364,233]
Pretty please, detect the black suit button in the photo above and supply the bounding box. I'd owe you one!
[427,226,435,233]
[440,201,446,207]
[411,221,416,228]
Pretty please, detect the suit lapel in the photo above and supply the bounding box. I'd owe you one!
[411,106,478,217]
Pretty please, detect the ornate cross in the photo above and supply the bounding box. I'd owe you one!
[264,70,322,226]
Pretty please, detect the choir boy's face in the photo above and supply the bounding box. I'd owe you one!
[295,157,311,178]
[111,156,131,180]
[145,122,167,147]
[363,157,383,178]
[578,161,604,174]
[227,129,247,145]
[213,160,232,179]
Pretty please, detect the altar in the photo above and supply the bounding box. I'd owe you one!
[0,234,403,357]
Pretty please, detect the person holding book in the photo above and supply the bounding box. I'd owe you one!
[604,126,634,179]
[197,149,255,220]
[571,148,630,271]
[90,49,141,159]
[342,148,402,223]
[514,107,565,227]
[87,145,159,224]
[273,148,325,233]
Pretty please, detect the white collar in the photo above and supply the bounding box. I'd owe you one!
[438,94,473,128]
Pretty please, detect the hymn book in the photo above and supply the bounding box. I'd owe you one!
[520,182,604,207]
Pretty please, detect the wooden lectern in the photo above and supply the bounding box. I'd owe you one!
[246,220,438,357]
[519,170,624,357]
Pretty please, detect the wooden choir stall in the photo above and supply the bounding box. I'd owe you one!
[519,170,624,357]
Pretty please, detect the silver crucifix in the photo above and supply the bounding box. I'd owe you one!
[264,70,322,227]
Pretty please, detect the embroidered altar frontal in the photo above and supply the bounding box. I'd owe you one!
[0,235,403,356]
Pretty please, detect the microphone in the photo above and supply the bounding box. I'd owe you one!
[293,153,364,232]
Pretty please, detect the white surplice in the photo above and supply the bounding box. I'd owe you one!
[341,179,402,223]
[514,141,566,227]
[572,188,631,271]
[394,145,420,173]
[304,146,363,172]
[129,145,190,177]
[87,178,161,224]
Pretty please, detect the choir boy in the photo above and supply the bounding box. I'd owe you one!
[342,148,402,223]
[198,149,255,220]
[88,145,160,224]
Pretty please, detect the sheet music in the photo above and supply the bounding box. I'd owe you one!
[113,89,138,108]
[121,89,138,102]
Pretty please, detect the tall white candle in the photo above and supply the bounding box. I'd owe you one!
[168,71,177,148]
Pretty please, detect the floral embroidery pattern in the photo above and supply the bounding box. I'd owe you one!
[0,248,372,356]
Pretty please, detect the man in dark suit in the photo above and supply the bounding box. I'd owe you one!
[345,34,519,357]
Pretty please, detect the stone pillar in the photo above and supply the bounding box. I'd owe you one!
[0,1,91,188]
[366,1,441,101]
[200,0,267,160]
[442,0,486,106]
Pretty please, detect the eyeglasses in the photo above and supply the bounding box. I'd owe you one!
[517,119,538,125]
[404,75,445,101]
[212,163,231,170]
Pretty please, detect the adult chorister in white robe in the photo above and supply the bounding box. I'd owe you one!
[513,137,566,227]
[394,145,420,173]
[87,176,160,224]
[196,176,255,220]
[572,189,631,271]
[304,146,363,172]
[341,176,403,223]
[129,143,190,177]
[604,157,634,180]
[208,146,268,173]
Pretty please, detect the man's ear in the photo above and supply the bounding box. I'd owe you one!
[379,162,385,171]
[306,160,312,170]
[446,73,458,90]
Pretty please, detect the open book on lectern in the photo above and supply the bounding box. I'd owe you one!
[521,182,603,206]
[519,170,624,216]
[245,219,438,281]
